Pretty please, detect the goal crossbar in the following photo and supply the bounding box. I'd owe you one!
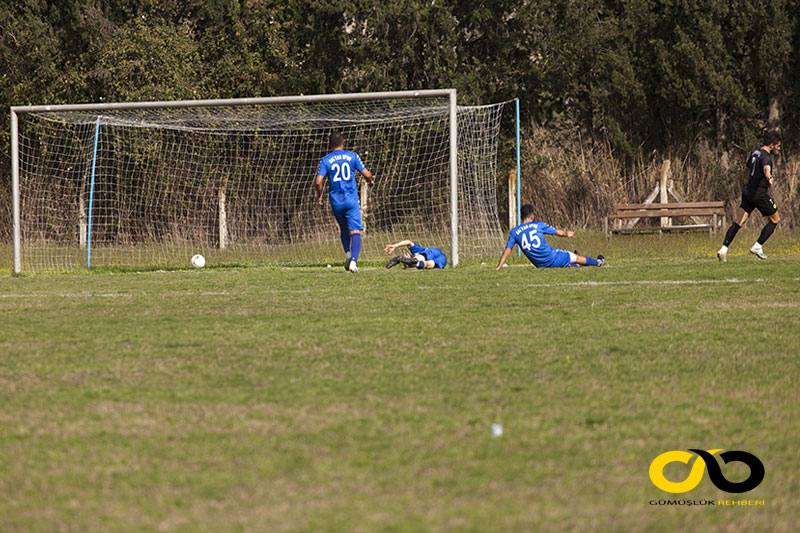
[10,89,456,114]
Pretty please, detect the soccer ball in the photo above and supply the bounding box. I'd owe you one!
[191,254,206,268]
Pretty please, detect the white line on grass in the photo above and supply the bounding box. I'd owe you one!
[524,278,764,288]
[409,278,772,291]
[0,290,232,299]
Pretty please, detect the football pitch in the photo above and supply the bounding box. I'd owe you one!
[1,247,799,531]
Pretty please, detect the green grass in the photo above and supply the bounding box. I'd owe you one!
[5,227,800,274]
[1,252,799,531]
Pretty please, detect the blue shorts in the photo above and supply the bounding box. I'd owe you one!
[421,247,447,269]
[537,249,573,268]
[331,203,363,231]
[409,244,447,269]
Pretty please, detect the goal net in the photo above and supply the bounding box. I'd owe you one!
[10,90,507,272]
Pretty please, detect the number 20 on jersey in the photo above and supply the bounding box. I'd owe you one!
[331,163,351,182]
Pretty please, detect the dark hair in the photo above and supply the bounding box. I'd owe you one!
[763,130,781,146]
[329,132,344,149]
[521,204,535,220]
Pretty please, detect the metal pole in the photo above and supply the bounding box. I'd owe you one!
[10,89,456,114]
[515,99,522,256]
[449,90,458,267]
[87,117,100,269]
[11,110,21,274]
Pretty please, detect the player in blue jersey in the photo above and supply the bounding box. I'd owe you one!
[717,130,781,261]
[315,132,375,273]
[495,205,605,269]
[384,239,447,269]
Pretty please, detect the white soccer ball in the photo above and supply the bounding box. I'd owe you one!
[191,254,206,268]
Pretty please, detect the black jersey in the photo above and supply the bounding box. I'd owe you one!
[745,149,773,192]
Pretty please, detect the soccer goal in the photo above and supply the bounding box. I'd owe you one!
[10,90,508,273]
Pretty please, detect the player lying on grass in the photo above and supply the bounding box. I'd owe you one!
[496,204,605,269]
[315,131,375,273]
[384,239,447,269]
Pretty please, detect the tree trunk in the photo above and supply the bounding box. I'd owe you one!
[768,96,781,131]
[716,106,729,170]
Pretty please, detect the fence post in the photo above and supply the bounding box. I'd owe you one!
[219,177,228,250]
[360,177,368,231]
[660,160,671,228]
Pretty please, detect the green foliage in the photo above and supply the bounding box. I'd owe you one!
[2,0,795,146]
[83,16,204,102]
[2,0,800,222]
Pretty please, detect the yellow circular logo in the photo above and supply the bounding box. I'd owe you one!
[649,449,723,493]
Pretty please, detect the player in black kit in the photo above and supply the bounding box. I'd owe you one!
[717,131,781,261]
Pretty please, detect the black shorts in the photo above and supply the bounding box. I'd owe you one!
[740,189,777,217]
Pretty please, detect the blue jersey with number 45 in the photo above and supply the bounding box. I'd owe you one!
[318,150,366,207]
[507,221,567,268]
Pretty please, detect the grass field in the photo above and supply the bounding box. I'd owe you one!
[1,241,799,531]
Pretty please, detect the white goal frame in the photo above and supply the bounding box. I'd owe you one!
[10,89,461,273]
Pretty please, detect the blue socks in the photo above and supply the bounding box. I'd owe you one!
[584,257,599,266]
[340,227,350,255]
[350,233,362,262]
[417,261,425,269]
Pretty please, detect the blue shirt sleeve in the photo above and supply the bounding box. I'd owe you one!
[540,223,557,235]
[409,243,425,255]
[505,232,516,249]
[317,158,327,177]
[354,153,366,172]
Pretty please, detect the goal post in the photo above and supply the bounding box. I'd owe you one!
[449,91,459,268]
[10,90,507,273]
[11,108,21,274]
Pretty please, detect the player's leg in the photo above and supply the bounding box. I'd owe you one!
[332,208,351,262]
[345,206,364,272]
[349,230,362,271]
[718,202,752,261]
[410,253,436,269]
[342,227,352,261]
[398,253,422,268]
[750,196,779,260]
[387,249,416,269]
[568,251,605,267]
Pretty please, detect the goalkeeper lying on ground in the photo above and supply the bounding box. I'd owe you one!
[384,240,447,270]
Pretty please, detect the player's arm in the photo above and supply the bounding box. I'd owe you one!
[554,228,575,238]
[361,168,375,187]
[495,247,513,270]
[314,174,325,205]
[354,153,375,187]
[764,163,773,187]
[384,239,413,254]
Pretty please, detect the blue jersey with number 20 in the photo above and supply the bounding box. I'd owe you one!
[507,221,568,268]
[317,150,366,207]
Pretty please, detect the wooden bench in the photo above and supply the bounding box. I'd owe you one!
[605,201,726,236]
